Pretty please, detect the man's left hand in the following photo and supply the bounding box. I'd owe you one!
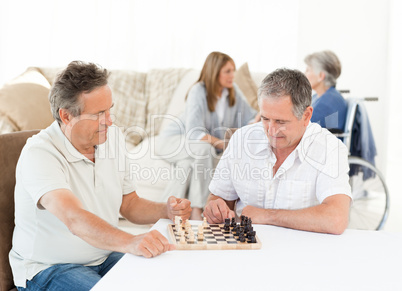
[167,196,192,221]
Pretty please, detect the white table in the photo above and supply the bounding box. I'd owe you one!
[92,219,402,291]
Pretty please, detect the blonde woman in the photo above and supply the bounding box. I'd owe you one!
[156,51,257,220]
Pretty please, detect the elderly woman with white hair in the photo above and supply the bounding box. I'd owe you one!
[304,50,347,131]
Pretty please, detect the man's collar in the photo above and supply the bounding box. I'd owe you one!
[295,122,322,162]
[246,123,270,155]
[252,122,319,160]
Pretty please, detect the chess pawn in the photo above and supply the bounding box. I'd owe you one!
[202,217,208,228]
[185,219,191,229]
[188,232,195,243]
[177,216,183,226]
[187,229,194,238]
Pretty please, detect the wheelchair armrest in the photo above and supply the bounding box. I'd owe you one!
[327,128,344,134]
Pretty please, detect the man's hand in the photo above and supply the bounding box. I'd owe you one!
[241,205,266,224]
[127,230,175,258]
[203,198,235,224]
[167,196,192,221]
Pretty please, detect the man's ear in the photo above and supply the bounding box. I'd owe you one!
[59,108,72,125]
[304,106,313,125]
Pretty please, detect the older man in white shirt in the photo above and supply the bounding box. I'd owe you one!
[203,68,352,235]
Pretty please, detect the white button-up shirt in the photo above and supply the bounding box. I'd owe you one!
[209,122,352,216]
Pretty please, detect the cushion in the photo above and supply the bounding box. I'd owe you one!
[145,68,191,137]
[234,63,259,110]
[108,70,148,146]
[0,114,18,134]
[0,68,54,131]
[158,69,200,133]
[36,67,63,85]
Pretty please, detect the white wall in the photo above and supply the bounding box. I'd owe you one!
[384,0,402,232]
[297,0,389,174]
[0,0,300,83]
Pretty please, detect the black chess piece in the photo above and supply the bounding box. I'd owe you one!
[244,224,250,233]
[230,217,236,227]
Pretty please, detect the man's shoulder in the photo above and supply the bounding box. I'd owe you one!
[23,122,57,152]
[226,122,267,157]
[234,122,264,138]
[301,123,348,158]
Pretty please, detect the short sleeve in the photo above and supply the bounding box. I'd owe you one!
[18,146,71,206]
[315,140,352,202]
[208,131,240,201]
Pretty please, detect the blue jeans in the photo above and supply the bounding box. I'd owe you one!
[17,252,124,291]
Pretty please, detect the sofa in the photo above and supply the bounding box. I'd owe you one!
[0,63,266,202]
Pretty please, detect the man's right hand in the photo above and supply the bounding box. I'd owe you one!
[203,198,235,224]
[128,230,174,258]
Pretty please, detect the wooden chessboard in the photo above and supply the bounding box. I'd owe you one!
[167,223,262,250]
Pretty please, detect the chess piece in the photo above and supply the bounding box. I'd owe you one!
[188,233,195,243]
[180,233,186,244]
[202,217,208,228]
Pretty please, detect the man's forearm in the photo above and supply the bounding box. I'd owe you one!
[68,208,136,253]
[121,196,168,224]
[243,194,351,235]
[263,207,345,234]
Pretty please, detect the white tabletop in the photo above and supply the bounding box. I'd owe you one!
[92,219,402,291]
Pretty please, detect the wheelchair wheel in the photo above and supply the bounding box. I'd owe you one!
[347,156,389,230]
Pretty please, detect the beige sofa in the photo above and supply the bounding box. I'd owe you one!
[0,64,265,202]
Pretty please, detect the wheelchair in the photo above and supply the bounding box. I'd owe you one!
[332,96,389,230]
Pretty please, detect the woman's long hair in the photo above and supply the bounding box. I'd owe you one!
[188,51,236,112]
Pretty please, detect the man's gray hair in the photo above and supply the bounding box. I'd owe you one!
[49,61,110,124]
[304,50,341,88]
[258,68,312,120]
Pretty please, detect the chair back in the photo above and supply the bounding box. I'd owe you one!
[0,130,39,291]
[342,98,359,154]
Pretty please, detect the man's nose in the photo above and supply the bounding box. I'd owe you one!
[101,110,113,126]
[268,122,278,135]
[106,111,113,126]
[268,122,284,136]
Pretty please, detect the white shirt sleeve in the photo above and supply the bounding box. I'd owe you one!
[314,139,352,202]
[19,146,72,206]
[208,131,239,201]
